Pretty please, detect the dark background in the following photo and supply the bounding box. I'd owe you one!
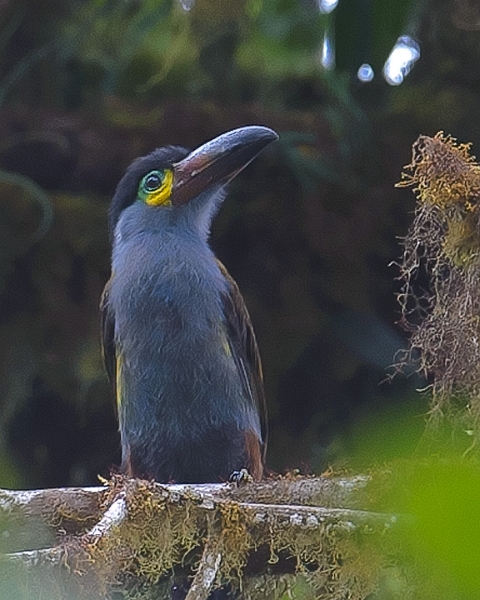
[0,0,477,489]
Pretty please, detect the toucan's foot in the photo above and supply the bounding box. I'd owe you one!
[228,468,253,485]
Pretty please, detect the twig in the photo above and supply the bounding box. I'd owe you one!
[87,492,127,538]
[185,535,222,600]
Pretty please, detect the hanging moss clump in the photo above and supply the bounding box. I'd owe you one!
[397,132,480,441]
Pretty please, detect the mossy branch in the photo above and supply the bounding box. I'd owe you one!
[0,475,395,599]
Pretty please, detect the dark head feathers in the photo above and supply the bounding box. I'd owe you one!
[108,145,190,236]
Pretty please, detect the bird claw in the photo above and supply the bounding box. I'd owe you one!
[228,468,253,485]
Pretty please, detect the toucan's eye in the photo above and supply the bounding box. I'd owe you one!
[142,170,164,192]
[138,168,174,206]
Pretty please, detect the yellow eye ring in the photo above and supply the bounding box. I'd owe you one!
[139,169,174,207]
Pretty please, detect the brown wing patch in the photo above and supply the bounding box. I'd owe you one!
[244,430,264,481]
[216,260,268,468]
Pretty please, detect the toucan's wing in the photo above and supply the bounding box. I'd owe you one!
[100,279,118,412]
[217,260,268,466]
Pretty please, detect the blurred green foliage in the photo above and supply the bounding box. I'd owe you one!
[0,0,423,108]
[407,462,480,598]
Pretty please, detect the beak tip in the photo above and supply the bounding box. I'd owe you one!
[262,126,279,142]
[250,125,278,139]
[234,125,279,145]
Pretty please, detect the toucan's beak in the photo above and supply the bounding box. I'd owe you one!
[171,125,278,206]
